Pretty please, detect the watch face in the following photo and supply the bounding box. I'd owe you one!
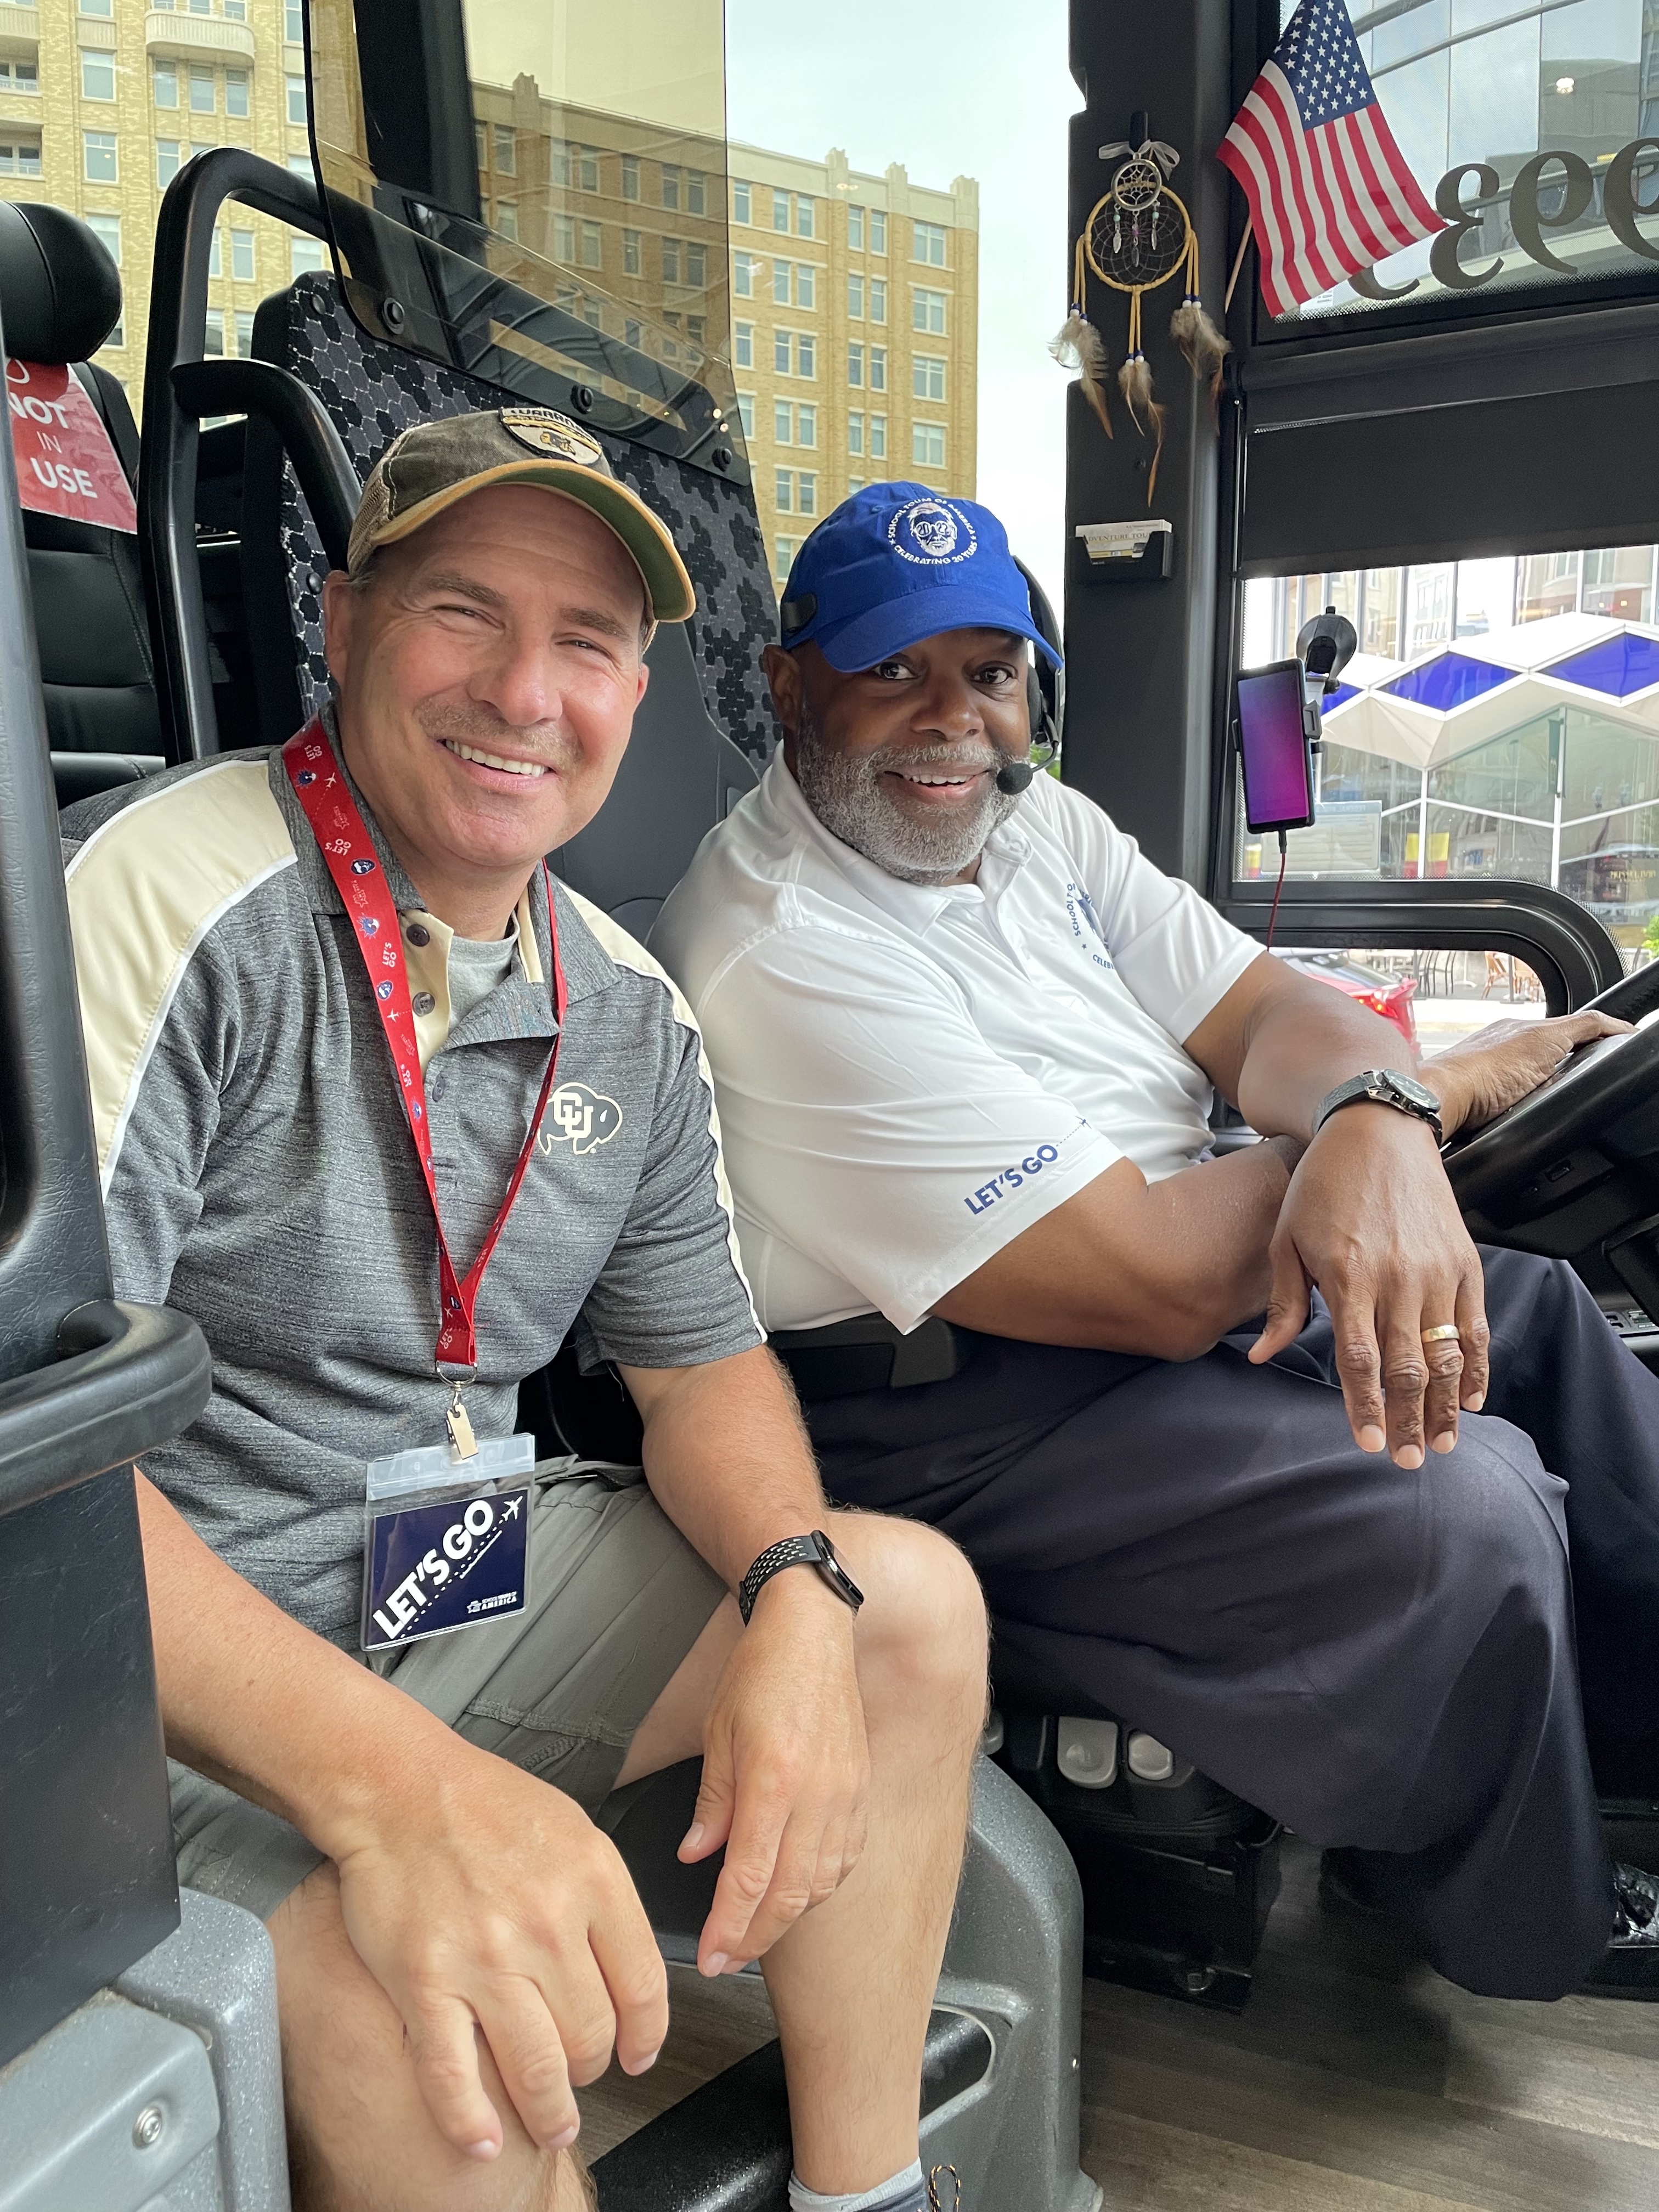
[1384,1070,1441,1113]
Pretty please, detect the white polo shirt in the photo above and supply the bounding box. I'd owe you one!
[651,754,1263,1334]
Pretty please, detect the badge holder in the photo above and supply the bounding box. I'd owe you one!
[361,1431,536,1654]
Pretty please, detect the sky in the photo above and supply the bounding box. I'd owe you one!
[723,0,1082,612]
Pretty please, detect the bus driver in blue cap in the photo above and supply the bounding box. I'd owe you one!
[653,479,1659,2007]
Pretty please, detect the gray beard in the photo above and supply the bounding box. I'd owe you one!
[792,706,1021,885]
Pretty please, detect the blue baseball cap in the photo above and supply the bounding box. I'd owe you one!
[779,482,1063,674]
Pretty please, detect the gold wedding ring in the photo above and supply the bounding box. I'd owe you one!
[1420,1324,1462,1344]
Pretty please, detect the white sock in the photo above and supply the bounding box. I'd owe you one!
[788,2158,927,2212]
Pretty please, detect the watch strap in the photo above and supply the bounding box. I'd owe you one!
[1312,1069,1443,1144]
[738,1531,865,1626]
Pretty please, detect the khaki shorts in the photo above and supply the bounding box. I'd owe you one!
[170,1459,725,1922]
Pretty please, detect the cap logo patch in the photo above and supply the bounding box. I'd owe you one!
[888,496,977,567]
[500,407,604,467]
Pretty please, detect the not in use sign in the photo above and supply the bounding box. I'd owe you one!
[7,359,137,532]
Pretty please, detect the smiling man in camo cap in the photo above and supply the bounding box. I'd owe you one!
[58,413,987,2212]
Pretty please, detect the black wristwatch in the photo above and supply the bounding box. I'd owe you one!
[1312,1066,1443,1146]
[738,1531,866,1626]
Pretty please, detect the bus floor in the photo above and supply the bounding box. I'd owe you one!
[576,1830,1659,2209]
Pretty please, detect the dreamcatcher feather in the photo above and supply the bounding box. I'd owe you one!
[1055,138,1231,504]
[1049,239,1113,436]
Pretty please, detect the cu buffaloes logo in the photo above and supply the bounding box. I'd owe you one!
[540,1081,623,1158]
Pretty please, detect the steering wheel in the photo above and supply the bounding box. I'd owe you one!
[1443,960,1659,1257]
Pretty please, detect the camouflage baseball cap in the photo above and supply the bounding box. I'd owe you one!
[346,406,695,623]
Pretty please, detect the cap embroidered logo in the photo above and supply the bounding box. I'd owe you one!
[887,496,978,567]
[499,407,606,468]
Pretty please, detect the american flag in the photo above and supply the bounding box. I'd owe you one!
[1218,0,1443,318]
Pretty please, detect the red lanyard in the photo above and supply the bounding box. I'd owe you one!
[283,721,567,1374]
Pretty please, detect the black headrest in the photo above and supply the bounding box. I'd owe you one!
[0,202,121,365]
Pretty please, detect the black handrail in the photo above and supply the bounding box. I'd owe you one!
[138,149,336,764]
[1220,877,1625,1016]
[172,359,358,571]
[0,1302,212,1522]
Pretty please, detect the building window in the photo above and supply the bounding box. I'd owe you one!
[848,273,864,319]
[623,229,640,276]
[912,421,946,468]
[796,403,816,448]
[286,0,304,36]
[687,169,705,215]
[868,346,886,392]
[774,328,792,374]
[291,234,325,276]
[732,179,751,224]
[0,57,36,93]
[774,399,792,444]
[87,211,121,264]
[488,125,514,178]
[663,236,681,284]
[797,334,815,377]
[913,219,946,266]
[234,308,254,357]
[580,221,601,268]
[795,263,815,311]
[475,121,487,170]
[686,241,706,287]
[190,67,216,112]
[848,205,864,251]
[286,74,307,125]
[797,472,817,517]
[775,537,795,583]
[229,228,254,280]
[848,410,864,456]
[869,277,886,324]
[848,342,864,387]
[157,139,181,185]
[913,354,946,402]
[661,162,680,210]
[287,153,314,182]
[796,195,814,238]
[554,213,574,262]
[496,201,518,241]
[733,251,755,297]
[0,138,40,175]
[83,129,117,180]
[772,259,791,306]
[870,208,887,254]
[208,229,221,278]
[913,288,946,335]
[78,0,114,13]
[622,153,639,200]
[848,476,864,493]
[736,392,754,437]
[735,320,753,369]
[776,467,793,512]
[81,49,116,100]
[575,146,598,193]
[224,0,246,20]
[204,306,224,357]
[687,314,704,343]
[869,414,887,459]
[154,62,179,107]
[102,316,125,348]
[770,187,788,232]
[225,69,249,118]
[624,317,642,347]
[582,300,601,329]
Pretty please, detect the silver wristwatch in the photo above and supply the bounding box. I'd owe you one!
[1312,1066,1443,1146]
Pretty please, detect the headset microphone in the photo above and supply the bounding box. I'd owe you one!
[995,759,1036,795]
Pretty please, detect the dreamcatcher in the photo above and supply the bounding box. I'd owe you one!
[1049,136,1228,504]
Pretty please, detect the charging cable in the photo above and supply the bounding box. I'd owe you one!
[1266,828,1288,950]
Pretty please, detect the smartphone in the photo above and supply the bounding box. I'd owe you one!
[1236,659,1316,833]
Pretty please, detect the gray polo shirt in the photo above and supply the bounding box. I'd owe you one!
[61,719,761,1647]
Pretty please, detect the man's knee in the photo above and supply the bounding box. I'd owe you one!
[831,1509,989,1730]
[271,1866,594,2212]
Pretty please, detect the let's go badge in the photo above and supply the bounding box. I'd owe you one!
[363,1483,531,1652]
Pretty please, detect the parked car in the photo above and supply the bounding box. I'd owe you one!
[1276,949,1419,1047]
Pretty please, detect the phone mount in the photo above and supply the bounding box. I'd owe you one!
[1294,606,1357,753]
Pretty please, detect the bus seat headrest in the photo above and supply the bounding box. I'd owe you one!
[0,202,122,366]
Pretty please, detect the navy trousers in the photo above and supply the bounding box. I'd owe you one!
[806,1249,1659,1999]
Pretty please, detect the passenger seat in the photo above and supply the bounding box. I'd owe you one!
[0,201,163,792]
